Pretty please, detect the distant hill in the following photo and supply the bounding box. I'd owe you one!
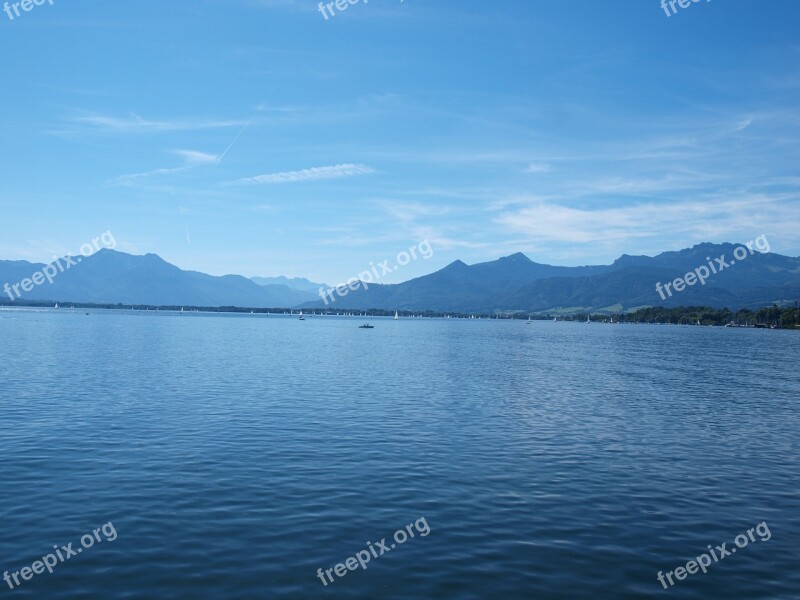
[0,249,312,308]
[300,243,800,313]
[251,275,327,301]
[1,244,798,312]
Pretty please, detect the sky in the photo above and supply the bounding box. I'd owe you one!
[1,0,799,285]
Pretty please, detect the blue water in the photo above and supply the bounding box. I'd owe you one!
[1,308,798,599]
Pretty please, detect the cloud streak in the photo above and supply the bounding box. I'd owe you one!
[70,113,249,133]
[235,163,375,184]
[494,195,799,245]
[111,148,220,185]
[172,149,220,164]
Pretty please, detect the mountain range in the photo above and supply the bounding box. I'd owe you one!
[1,244,799,313]
[303,243,800,313]
[0,250,314,308]
[251,275,327,294]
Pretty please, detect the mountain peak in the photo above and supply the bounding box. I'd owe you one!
[444,259,468,269]
[612,253,649,267]
[500,252,532,263]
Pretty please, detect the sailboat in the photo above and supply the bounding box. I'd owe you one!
[394,311,399,320]
[54,303,59,309]
[526,315,532,324]
[299,310,305,321]
[586,315,591,323]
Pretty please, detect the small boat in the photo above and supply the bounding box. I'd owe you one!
[394,311,399,320]
[586,315,591,323]
[553,316,557,322]
[526,315,532,324]
[54,303,59,309]
[359,323,374,329]
[299,311,305,321]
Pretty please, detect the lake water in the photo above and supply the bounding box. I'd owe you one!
[1,308,798,599]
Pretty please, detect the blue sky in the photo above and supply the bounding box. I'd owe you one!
[1,0,798,284]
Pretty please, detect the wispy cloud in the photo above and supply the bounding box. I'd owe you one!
[494,195,800,246]
[379,200,452,223]
[316,234,406,247]
[525,163,552,173]
[111,166,193,186]
[172,149,220,164]
[235,163,375,184]
[70,113,248,133]
[111,148,220,185]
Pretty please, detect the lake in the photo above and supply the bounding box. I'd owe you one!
[1,308,798,599]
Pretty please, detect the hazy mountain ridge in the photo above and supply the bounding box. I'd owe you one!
[301,243,800,312]
[250,275,327,303]
[1,244,798,312]
[0,249,312,308]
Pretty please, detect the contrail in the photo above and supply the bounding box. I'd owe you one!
[217,106,262,163]
[179,207,192,246]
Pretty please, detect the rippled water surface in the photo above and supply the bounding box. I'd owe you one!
[1,309,798,599]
